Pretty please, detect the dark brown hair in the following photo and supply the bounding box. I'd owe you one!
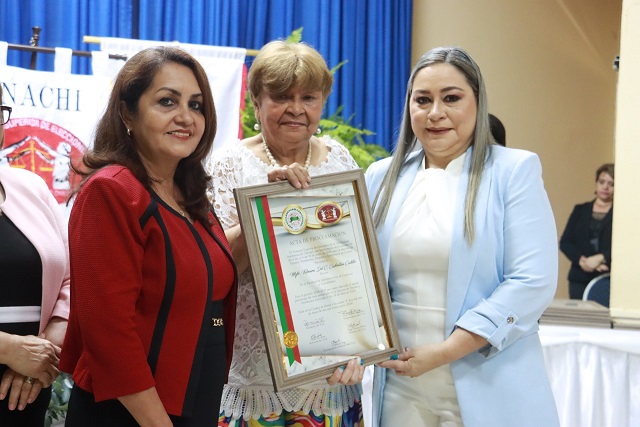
[596,163,614,181]
[73,46,217,224]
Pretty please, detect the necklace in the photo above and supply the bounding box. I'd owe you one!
[261,133,312,170]
[154,183,186,217]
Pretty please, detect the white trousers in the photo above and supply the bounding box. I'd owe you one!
[380,304,463,427]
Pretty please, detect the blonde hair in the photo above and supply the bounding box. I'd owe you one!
[372,47,493,243]
[248,40,333,103]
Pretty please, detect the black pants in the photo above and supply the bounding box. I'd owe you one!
[65,301,227,427]
[569,280,588,300]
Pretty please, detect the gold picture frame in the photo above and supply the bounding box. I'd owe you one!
[234,169,400,391]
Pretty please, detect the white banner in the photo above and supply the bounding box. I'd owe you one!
[0,65,111,205]
[96,37,246,153]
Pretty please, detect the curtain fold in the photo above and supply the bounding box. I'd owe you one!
[0,0,411,150]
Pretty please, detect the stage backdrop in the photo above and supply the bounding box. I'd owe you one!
[0,59,111,207]
[1,41,246,208]
[93,37,246,151]
[0,0,412,151]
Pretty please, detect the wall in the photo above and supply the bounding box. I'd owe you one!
[611,0,640,323]
[411,0,622,299]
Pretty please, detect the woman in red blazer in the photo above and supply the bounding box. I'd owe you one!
[60,46,237,426]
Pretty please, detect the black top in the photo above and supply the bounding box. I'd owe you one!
[0,213,42,336]
[559,200,613,284]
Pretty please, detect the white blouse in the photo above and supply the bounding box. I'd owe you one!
[389,153,465,312]
[384,152,466,422]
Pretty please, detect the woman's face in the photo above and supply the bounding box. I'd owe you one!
[253,86,324,148]
[0,94,5,147]
[410,63,477,168]
[595,172,614,203]
[123,62,205,170]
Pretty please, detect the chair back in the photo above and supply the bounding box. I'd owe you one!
[582,273,611,307]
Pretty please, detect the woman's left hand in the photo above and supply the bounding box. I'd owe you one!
[379,328,488,377]
[326,357,365,386]
[267,163,311,189]
[378,344,446,377]
[0,368,43,411]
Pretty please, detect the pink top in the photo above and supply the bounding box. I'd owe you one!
[0,167,70,333]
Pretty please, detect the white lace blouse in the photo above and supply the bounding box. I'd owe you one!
[207,136,361,421]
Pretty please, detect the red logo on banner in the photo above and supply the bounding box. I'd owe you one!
[2,118,85,203]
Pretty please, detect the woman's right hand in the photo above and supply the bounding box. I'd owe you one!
[326,357,365,386]
[267,163,311,189]
[0,333,60,387]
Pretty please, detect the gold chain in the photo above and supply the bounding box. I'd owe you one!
[154,183,185,217]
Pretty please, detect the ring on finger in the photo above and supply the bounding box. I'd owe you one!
[24,376,35,385]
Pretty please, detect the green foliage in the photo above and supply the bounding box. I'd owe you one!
[286,27,303,43]
[46,373,73,426]
[240,27,390,170]
[240,90,258,139]
[318,107,389,170]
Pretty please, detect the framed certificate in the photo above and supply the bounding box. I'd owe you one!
[234,169,401,391]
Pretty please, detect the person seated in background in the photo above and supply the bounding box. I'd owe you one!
[0,83,70,427]
[560,163,614,299]
[488,113,506,146]
[60,46,237,427]
[208,39,365,427]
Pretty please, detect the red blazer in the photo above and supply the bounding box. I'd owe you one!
[60,165,237,416]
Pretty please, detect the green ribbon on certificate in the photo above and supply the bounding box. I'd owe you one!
[255,196,302,366]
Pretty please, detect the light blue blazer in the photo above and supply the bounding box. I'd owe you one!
[365,145,560,427]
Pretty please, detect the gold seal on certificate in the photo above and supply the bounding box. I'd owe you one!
[315,201,343,226]
[283,331,299,348]
[282,204,307,234]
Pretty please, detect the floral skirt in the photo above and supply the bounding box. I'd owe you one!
[218,400,363,427]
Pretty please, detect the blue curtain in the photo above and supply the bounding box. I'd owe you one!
[1,0,411,150]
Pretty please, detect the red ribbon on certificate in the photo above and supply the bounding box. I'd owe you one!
[255,195,301,366]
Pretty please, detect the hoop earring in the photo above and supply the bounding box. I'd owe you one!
[254,123,261,131]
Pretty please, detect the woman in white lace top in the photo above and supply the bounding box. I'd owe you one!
[208,40,365,427]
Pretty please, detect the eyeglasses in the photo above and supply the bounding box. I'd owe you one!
[1,105,11,125]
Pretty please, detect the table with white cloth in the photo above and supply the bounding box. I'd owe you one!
[540,324,640,427]
[363,325,640,427]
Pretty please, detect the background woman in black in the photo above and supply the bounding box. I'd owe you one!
[560,163,614,299]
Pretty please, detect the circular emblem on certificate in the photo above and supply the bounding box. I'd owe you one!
[283,331,299,348]
[315,201,343,226]
[282,204,307,234]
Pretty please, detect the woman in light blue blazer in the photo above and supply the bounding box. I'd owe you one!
[365,47,560,426]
